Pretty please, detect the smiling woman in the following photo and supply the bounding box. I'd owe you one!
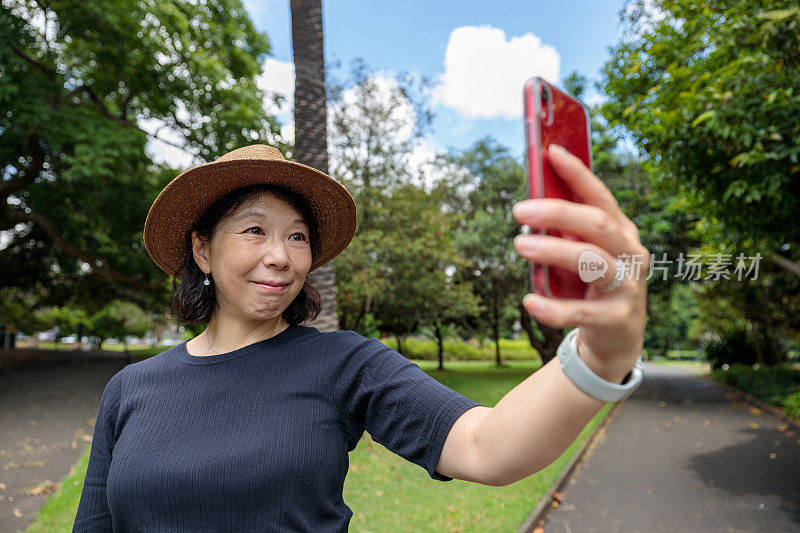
[72,144,486,533]
[172,184,322,334]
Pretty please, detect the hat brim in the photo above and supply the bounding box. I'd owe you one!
[143,158,357,279]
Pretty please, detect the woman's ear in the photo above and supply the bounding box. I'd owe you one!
[191,230,211,273]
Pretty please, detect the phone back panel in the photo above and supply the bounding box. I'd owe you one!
[523,77,592,299]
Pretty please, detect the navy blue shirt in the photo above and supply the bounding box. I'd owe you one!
[73,325,483,532]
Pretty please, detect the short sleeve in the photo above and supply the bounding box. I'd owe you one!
[324,331,483,482]
[73,369,125,532]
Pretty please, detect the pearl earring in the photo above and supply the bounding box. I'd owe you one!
[204,273,211,286]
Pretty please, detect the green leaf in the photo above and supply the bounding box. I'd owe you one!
[758,8,800,21]
[691,110,715,128]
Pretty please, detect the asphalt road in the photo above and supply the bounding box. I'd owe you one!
[0,350,129,533]
[541,363,800,533]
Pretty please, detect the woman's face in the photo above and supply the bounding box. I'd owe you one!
[192,191,313,326]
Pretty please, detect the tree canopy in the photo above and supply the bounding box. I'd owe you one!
[602,1,799,269]
[1,0,284,317]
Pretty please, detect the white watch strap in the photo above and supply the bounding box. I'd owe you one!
[557,328,644,403]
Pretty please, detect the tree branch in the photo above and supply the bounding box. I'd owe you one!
[0,129,44,198]
[1,208,168,292]
[83,85,136,127]
[8,41,56,79]
[770,252,800,278]
[66,87,194,154]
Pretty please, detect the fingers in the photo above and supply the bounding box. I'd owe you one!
[546,144,630,229]
[514,233,640,292]
[521,291,636,329]
[512,198,634,257]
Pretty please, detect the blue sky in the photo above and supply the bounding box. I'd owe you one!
[242,0,628,160]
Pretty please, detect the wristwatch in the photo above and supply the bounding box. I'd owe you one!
[557,328,644,403]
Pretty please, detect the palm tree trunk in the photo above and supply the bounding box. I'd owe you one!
[291,0,339,332]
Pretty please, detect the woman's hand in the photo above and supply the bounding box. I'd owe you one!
[512,144,650,383]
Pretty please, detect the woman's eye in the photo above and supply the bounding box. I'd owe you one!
[290,232,307,241]
[245,227,263,235]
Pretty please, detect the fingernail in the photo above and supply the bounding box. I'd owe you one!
[524,293,545,312]
[515,235,540,250]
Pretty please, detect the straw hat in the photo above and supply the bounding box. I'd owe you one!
[143,144,357,278]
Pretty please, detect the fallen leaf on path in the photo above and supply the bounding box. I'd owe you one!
[777,425,787,432]
[749,422,761,430]
[749,407,762,416]
[553,490,563,503]
[702,420,711,426]
[25,480,58,495]
[13,509,22,518]
[658,401,666,407]
[769,453,776,460]
[4,461,45,469]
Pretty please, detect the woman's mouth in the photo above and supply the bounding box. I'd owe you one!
[253,281,290,292]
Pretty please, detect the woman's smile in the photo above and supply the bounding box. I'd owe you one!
[252,280,291,292]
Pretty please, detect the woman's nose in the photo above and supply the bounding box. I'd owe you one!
[262,240,290,269]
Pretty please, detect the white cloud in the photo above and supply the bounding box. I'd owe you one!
[434,25,560,119]
[280,123,295,144]
[256,57,295,117]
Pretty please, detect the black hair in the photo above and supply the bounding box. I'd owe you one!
[171,184,322,325]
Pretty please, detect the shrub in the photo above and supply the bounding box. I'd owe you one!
[702,323,757,369]
[712,363,800,419]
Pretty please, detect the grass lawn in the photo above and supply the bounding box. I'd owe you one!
[25,359,611,532]
[648,359,711,375]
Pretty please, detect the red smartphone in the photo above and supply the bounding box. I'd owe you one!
[523,76,592,300]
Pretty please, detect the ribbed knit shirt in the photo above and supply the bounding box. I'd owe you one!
[72,325,483,532]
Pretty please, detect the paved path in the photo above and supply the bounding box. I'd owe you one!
[540,363,800,533]
[0,350,128,533]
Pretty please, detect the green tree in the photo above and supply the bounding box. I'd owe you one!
[328,59,433,230]
[447,138,530,365]
[601,0,800,276]
[601,1,800,363]
[88,300,151,351]
[370,183,480,360]
[1,0,283,313]
[328,60,438,337]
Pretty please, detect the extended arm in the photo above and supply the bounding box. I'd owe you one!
[436,144,648,486]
